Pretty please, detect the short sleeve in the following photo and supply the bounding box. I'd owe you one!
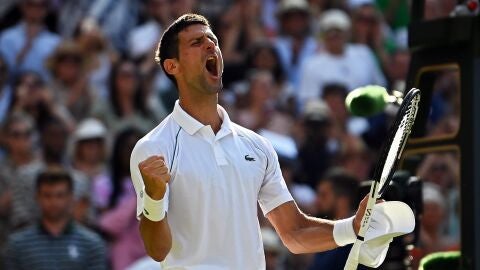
[130,139,170,219]
[257,138,294,215]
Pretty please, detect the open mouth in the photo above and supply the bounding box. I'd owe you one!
[206,56,218,77]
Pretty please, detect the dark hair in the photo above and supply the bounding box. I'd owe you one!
[36,169,73,193]
[155,13,210,85]
[245,42,285,84]
[321,83,348,99]
[321,168,359,210]
[109,58,149,117]
[109,127,143,208]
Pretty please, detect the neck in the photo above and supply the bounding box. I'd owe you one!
[179,93,222,133]
[42,217,69,237]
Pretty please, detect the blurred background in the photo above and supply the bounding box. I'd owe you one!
[0,0,469,269]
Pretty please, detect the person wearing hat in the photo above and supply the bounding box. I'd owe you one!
[70,118,108,180]
[274,0,317,89]
[298,9,387,105]
[46,40,96,122]
[0,0,60,80]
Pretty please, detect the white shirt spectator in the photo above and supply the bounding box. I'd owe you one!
[130,101,293,270]
[298,44,386,105]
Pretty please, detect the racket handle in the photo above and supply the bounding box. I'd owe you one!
[344,240,362,270]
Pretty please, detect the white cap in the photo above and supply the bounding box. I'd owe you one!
[73,118,107,141]
[359,201,415,267]
[277,0,310,15]
[302,99,331,122]
[318,9,352,32]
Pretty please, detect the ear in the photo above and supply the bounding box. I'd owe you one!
[163,59,179,76]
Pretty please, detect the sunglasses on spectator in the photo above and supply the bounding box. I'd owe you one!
[355,15,378,24]
[8,129,33,138]
[25,0,48,8]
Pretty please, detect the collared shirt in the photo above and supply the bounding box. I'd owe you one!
[4,221,107,270]
[0,22,60,80]
[130,101,294,270]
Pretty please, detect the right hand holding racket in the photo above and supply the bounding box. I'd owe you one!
[139,156,170,200]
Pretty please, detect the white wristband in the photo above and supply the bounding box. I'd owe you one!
[142,189,167,222]
[333,216,356,246]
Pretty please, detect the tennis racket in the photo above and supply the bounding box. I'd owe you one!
[344,88,421,270]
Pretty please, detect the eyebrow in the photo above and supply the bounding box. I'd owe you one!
[189,33,218,44]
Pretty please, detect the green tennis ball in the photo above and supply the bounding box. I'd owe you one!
[346,85,388,117]
[419,251,461,270]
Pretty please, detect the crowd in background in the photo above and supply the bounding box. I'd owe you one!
[0,0,461,269]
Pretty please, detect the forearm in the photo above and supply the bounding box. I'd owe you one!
[279,214,338,254]
[139,215,172,261]
[268,201,357,255]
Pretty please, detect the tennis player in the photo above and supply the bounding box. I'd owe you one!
[130,14,370,269]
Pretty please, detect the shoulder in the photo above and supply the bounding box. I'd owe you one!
[232,124,276,155]
[131,115,179,160]
[7,226,38,246]
[73,223,105,246]
[0,25,19,41]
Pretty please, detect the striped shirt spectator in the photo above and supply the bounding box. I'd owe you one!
[4,222,107,270]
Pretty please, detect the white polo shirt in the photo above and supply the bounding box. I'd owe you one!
[130,101,294,270]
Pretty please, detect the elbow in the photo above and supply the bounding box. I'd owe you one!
[278,231,305,255]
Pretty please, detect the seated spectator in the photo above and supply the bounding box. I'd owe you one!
[4,168,107,270]
[75,18,115,100]
[308,168,368,270]
[46,40,96,122]
[298,9,386,105]
[91,59,160,134]
[8,71,74,131]
[274,0,317,89]
[0,112,42,230]
[97,128,146,270]
[70,118,108,180]
[235,71,294,136]
[0,0,60,80]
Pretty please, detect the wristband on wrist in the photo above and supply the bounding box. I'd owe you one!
[142,188,166,222]
[333,216,356,246]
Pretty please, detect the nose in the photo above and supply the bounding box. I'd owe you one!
[205,38,215,52]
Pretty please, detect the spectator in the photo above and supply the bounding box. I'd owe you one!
[46,40,95,122]
[296,100,335,188]
[309,168,367,270]
[128,0,172,60]
[8,71,74,131]
[274,0,317,89]
[97,128,146,270]
[91,59,159,134]
[75,18,116,100]
[87,0,141,53]
[416,182,459,265]
[4,168,107,270]
[235,71,294,135]
[70,118,108,180]
[38,117,92,226]
[350,1,392,71]
[298,9,386,105]
[0,0,60,80]
[218,0,265,64]
[0,112,42,230]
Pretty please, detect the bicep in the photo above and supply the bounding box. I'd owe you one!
[266,201,304,238]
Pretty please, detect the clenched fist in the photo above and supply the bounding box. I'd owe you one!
[139,155,170,200]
